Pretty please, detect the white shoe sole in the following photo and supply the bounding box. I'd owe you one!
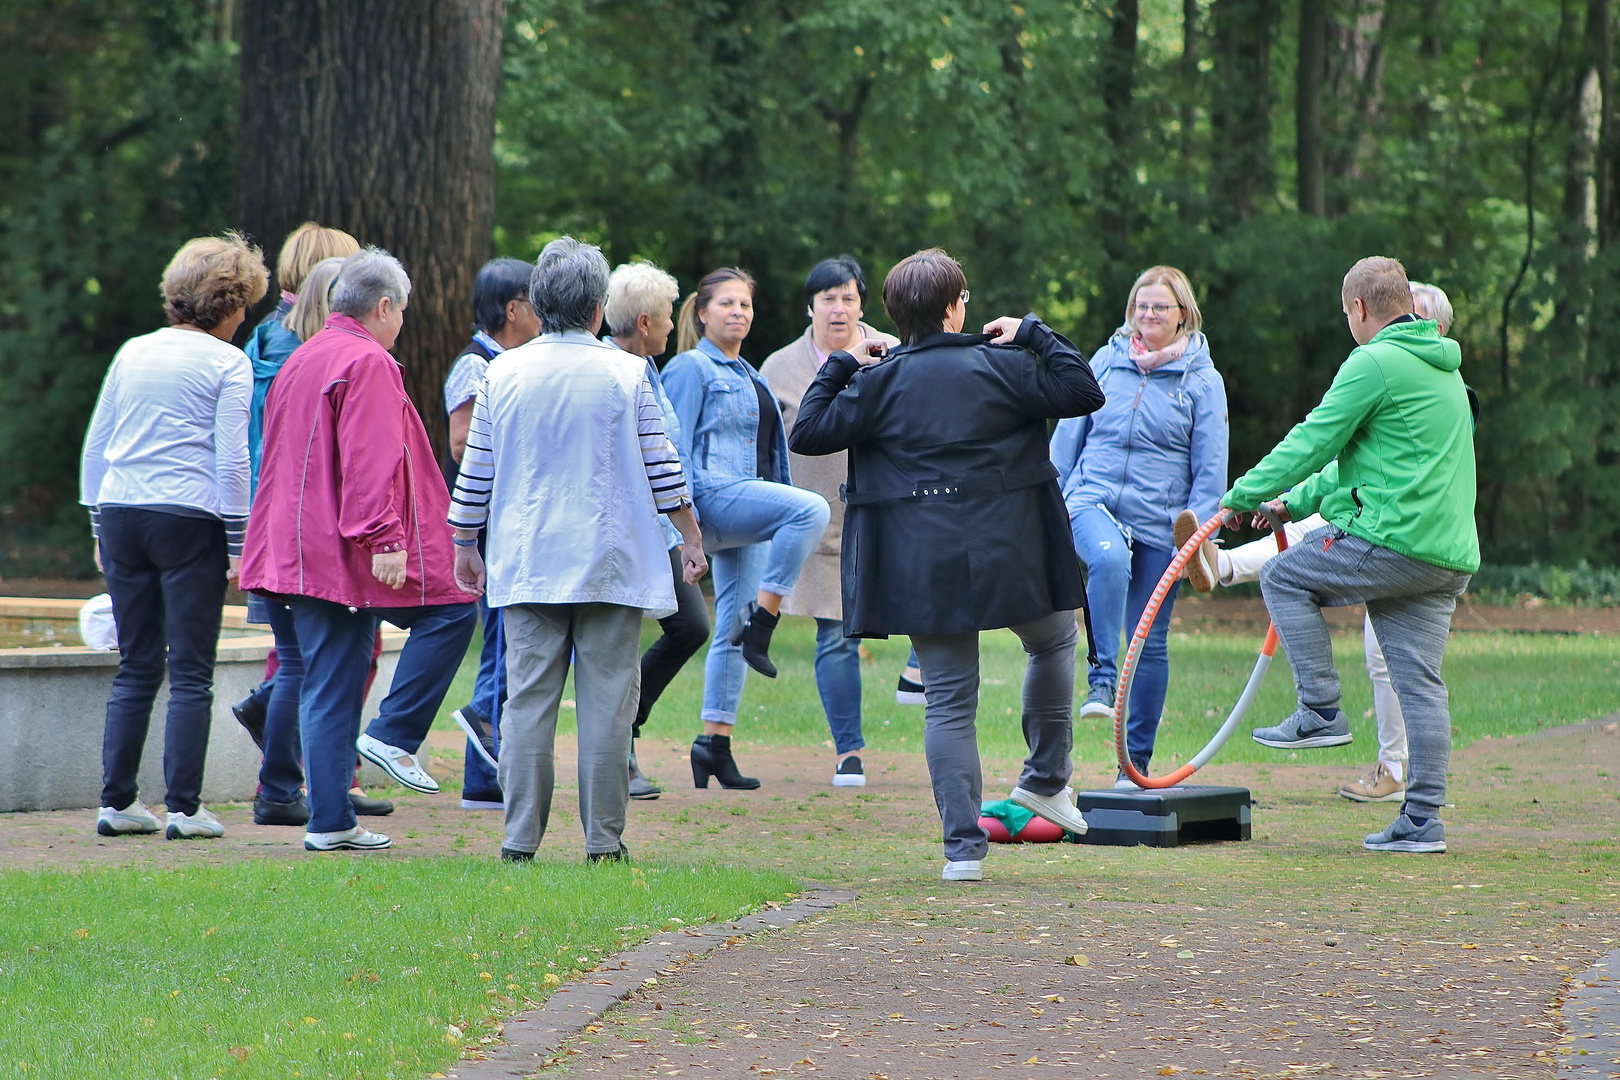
[357,736,440,794]
[1363,839,1446,853]
[460,799,503,810]
[1339,787,1406,803]
[1252,732,1354,749]
[451,709,499,770]
[97,818,159,836]
[166,824,225,839]
[894,690,926,706]
[305,832,392,851]
[1079,701,1114,719]
[942,862,982,881]
[832,774,866,787]
[1009,787,1089,835]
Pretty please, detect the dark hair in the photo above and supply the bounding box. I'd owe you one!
[472,257,534,334]
[803,255,866,309]
[676,267,756,353]
[882,248,967,344]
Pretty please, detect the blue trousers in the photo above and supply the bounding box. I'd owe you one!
[258,599,305,803]
[1070,506,1178,769]
[462,594,505,796]
[814,619,864,754]
[290,597,477,833]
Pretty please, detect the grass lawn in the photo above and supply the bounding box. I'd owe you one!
[0,858,794,1079]
[437,610,1620,774]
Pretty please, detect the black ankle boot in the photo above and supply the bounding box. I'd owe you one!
[690,734,761,790]
[727,602,780,678]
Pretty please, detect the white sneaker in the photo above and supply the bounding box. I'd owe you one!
[97,800,160,836]
[942,860,982,881]
[166,807,225,839]
[1010,785,1089,835]
[357,733,440,793]
[305,825,392,851]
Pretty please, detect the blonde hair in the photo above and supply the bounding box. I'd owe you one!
[604,262,681,338]
[1342,256,1414,319]
[1408,281,1454,333]
[161,232,269,330]
[1125,265,1202,338]
[282,256,344,342]
[675,267,756,354]
[276,222,360,294]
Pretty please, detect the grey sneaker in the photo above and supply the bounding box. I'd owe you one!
[1252,705,1352,749]
[97,799,161,836]
[1079,682,1116,719]
[166,807,225,840]
[1363,814,1446,853]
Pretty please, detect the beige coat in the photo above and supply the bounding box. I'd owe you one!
[760,323,878,621]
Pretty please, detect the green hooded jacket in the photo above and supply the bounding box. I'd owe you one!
[1222,319,1478,573]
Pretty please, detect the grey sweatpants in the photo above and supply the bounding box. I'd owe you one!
[1260,526,1470,815]
[498,602,642,856]
[912,609,1079,862]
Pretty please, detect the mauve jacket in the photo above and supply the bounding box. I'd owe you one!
[240,312,466,610]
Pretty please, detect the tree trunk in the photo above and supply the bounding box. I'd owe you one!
[233,0,504,457]
[1211,0,1279,221]
[1180,0,1199,216]
[1295,0,1326,215]
[1101,0,1140,259]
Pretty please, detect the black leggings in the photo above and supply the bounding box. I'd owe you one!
[634,546,711,736]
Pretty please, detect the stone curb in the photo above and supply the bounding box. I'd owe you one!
[1557,946,1620,1079]
[443,886,857,1079]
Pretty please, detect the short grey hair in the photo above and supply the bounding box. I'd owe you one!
[1409,281,1454,333]
[331,246,411,318]
[604,262,680,337]
[530,237,609,333]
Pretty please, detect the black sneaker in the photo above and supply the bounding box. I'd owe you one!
[253,793,310,826]
[451,705,499,770]
[894,674,926,706]
[231,682,271,750]
[833,755,866,788]
[348,790,395,816]
[586,843,631,864]
[460,789,504,810]
[501,847,534,863]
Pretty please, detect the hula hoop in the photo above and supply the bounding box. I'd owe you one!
[1111,510,1288,788]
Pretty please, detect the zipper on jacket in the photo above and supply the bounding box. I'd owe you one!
[1111,374,1149,520]
[1351,487,1363,517]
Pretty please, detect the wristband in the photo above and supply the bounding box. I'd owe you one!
[452,536,479,547]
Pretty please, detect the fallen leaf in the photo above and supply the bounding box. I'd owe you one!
[1066,954,1090,966]
[1177,950,1195,959]
[1025,1056,1039,1064]
[228,1047,250,1063]
[1159,1069,1181,1076]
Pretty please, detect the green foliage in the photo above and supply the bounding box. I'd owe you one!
[0,0,236,575]
[1468,561,1620,606]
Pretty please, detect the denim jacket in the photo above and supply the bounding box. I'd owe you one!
[660,336,791,497]
[1050,327,1228,552]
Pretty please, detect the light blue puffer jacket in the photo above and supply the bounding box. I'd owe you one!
[1050,327,1228,552]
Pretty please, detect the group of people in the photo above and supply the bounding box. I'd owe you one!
[80,220,1475,872]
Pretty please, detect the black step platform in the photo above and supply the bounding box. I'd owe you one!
[1072,785,1252,847]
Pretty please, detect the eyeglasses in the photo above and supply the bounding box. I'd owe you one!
[960,290,971,304]
[1133,303,1182,317]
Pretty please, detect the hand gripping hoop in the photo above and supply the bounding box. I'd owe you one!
[1112,510,1289,788]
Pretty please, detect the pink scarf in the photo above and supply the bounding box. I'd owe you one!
[1129,333,1189,374]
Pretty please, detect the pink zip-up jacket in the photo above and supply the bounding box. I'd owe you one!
[241,313,467,609]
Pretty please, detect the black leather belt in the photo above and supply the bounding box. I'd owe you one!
[841,462,1058,506]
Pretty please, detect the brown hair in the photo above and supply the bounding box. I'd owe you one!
[882,248,967,344]
[276,221,360,294]
[1124,265,1203,337]
[1342,256,1415,320]
[161,232,269,330]
[676,267,756,353]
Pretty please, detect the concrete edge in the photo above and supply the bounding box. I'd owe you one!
[1555,946,1620,1079]
[443,886,858,1079]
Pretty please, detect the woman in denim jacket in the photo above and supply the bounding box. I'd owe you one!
[660,268,831,790]
[1050,266,1228,786]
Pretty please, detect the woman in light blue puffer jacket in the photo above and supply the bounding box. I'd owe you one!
[1050,266,1228,785]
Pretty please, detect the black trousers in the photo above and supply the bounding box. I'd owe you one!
[633,546,710,736]
[98,506,227,815]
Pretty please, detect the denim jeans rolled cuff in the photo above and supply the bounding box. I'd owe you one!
[814,618,864,754]
[700,540,767,723]
[98,506,228,816]
[696,479,830,597]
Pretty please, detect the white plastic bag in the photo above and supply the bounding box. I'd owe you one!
[78,593,118,651]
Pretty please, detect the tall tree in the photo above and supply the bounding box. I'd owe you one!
[233,0,503,453]
[1295,0,1326,214]
[1100,0,1141,260]
[1211,0,1279,220]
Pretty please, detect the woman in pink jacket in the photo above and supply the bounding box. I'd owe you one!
[241,247,477,852]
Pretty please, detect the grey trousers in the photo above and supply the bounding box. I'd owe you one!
[498,602,643,856]
[912,609,1079,862]
[1260,526,1470,815]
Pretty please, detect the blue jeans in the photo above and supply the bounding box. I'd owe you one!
[258,599,305,803]
[695,479,830,724]
[462,594,505,796]
[290,597,477,833]
[1070,506,1178,769]
[814,619,864,754]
